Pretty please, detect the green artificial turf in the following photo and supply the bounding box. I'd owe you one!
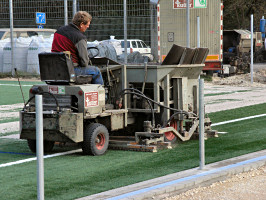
[208,103,266,123]
[0,139,34,163]
[0,114,266,199]
[206,99,241,105]
[0,131,19,137]
[204,90,251,97]
[0,80,43,105]
[0,108,21,112]
[0,117,19,124]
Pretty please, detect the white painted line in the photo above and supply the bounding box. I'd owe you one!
[212,113,266,127]
[0,149,82,168]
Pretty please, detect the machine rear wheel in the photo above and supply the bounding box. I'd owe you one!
[82,123,109,156]
[27,139,55,153]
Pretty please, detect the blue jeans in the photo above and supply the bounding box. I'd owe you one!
[74,66,104,85]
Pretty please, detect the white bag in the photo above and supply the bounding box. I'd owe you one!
[3,37,32,73]
[27,35,53,74]
[0,38,10,73]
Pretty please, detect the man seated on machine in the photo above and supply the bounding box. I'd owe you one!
[51,11,103,85]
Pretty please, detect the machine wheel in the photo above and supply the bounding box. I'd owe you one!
[82,123,109,156]
[27,139,55,153]
[164,120,177,143]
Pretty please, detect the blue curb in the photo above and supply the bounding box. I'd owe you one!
[0,151,34,156]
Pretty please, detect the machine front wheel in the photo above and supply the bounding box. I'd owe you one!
[82,123,109,156]
[27,139,55,153]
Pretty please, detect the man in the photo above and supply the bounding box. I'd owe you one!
[52,11,103,85]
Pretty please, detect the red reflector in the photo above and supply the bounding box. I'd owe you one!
[130,48,133,53]
[30,88,33,94]
[78,90,83,96]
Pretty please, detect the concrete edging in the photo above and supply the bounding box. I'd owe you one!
[77,150,266,200]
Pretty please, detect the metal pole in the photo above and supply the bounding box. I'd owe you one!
[9,0,14,77]
[73,0,77,17]
[197,16,200,79]
[36,95,44,200]
[199,79,205,170]
[64,0,68,25]
[186,0,190,48]
[197,16,200,48]
[250,14,253,84]
[123,0,128,64]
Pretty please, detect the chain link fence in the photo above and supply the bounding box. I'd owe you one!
[0,0,158,75]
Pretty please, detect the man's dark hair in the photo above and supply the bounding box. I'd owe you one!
[72,11,92,27]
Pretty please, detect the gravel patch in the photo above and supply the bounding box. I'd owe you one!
[165,165,266,200]
[0,121,19,135]
[204,83,266,113]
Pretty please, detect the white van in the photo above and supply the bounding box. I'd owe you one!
[118,39,153,60]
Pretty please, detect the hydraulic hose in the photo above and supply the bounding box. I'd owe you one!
[121,88,197,128]
[121,88,196,116]
[162,112,182,128]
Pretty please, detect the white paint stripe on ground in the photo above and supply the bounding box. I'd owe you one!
[0,149,82,168]
[212,113,266,127]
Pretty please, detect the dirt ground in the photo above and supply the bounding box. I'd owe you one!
[165,165,266,200]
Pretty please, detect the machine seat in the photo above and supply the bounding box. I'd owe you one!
[38,52,92,85]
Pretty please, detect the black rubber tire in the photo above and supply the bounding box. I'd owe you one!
[27,139,55,153]
[82,123,109,156]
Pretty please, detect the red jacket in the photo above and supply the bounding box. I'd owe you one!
[52,23,89,67]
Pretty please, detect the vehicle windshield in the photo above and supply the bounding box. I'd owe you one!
[141,41,148,48]
[0,31,5,39]
[26,31,54,38]
[121,41,130,48]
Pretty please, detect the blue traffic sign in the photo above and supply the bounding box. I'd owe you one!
[36,12,46,24]
[38,25,44,29]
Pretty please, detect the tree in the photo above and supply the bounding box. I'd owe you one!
[223,0,266,31]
